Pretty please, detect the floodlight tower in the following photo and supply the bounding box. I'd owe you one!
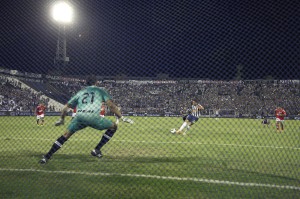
[51,1,73,74]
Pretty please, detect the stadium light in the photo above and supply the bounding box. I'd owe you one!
[51,1,74,74]
[51,1,73,24]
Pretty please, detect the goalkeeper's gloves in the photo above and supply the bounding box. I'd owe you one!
[120,116,134,124]
[55,118,64,126]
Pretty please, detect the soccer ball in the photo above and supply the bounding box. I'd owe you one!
[170,129,176,134]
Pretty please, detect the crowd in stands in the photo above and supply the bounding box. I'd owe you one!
[1,73,299,117]
[0,76,51,113]
[104,81,299,116]
[49,78,299,116]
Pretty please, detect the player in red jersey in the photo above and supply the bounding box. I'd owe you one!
[100,103,106,117]
[71,107,77,120]
[36,103,46,126]
[275,107,286,132]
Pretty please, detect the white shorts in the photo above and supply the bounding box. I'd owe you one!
[37,114,45,120]
[276,118,284,122]
[72,113,77,117]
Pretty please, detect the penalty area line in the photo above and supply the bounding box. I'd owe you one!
[113,140,300,150]
[0,168,299,191]
[0,137,299,150]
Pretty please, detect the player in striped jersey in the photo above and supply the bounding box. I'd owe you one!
[173,100,204,135]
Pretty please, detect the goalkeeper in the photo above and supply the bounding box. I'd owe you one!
[39,75,133,164]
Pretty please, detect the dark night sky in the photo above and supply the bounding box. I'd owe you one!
[0,0,300,79]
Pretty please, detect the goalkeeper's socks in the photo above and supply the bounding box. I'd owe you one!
[45,135,67,159]
[95,129,116,150]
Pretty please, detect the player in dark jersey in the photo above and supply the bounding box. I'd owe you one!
[39,75,133,164]
[261,117,270,127]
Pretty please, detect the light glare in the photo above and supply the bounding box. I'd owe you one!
[52,2,73,23]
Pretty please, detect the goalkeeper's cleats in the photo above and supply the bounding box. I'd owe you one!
[91,149,103,158]
[39,155,49,165]
[55,119,64,126]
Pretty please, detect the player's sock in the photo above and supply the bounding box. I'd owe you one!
[280,123,284,131]
[179,122,187,132]
[45,135,67,159]
[36,120,39,125]
[185,125,191,132]
[183,125,191,134]
[95,129,117,150]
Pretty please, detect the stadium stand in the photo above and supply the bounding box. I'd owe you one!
[1,72,299,116]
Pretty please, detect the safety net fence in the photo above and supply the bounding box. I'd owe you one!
[0,0,299,198]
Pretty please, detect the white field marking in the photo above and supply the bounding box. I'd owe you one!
[113,140,300,150]
[0,137,299,150]
[0,168,299,191]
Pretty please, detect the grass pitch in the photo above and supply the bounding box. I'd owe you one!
[0,116,299,198]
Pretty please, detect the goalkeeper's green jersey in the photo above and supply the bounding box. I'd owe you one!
[67,86,111,117]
